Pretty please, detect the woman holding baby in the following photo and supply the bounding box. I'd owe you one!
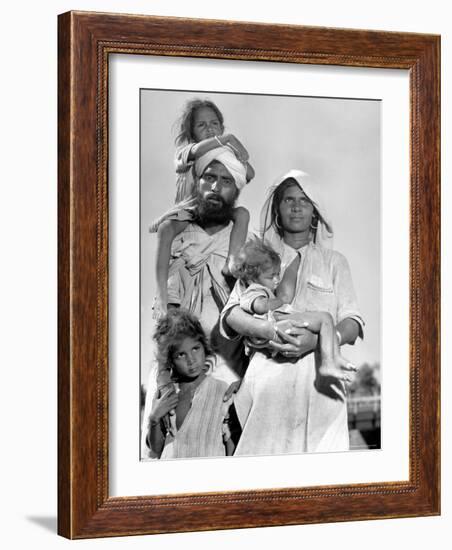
[221,170,364,456]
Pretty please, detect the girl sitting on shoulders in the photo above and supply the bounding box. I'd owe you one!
[150,98,255,319]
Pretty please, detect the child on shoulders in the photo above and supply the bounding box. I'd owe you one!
[150,99,255,320]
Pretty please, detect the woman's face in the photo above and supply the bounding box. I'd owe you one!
[278,183,314,234]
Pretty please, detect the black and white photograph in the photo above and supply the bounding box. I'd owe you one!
[3,0,446,546]
[140,89,381,461]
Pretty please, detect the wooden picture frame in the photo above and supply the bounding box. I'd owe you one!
[58,11,440,539]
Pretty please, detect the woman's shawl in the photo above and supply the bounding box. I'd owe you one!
[259,169,334,254]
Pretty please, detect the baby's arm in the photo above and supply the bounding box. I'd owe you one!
[252,295,285,315]
[155,219,189,319]
[276,254,301,304]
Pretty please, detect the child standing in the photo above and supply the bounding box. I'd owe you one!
[145,309,235,459]
[151,99,255,319]
[228,238,357,382]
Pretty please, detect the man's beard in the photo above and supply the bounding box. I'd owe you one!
[193,192,235,226]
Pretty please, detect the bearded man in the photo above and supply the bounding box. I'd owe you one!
[162,148,245,328]
[141,147,248,458]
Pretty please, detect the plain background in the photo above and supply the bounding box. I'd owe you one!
[0,1,449,548]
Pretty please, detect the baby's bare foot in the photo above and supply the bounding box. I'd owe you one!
[318,357,356,383]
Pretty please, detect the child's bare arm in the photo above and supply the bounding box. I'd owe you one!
[189,134,255,182]
[147,388,179,458]
[229,207,249,254]
[215,135,255,183]
[252,296,285,315]
[276,254,301,304]
[155,220,189,317]
[245,162,255,182]
[220,134,249,161]
[222,207,249,277]
[188,136,226,160]
[147,419,166,458]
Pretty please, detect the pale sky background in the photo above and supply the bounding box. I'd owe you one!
[140,89,381,384]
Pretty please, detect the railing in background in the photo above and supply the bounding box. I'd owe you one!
[347,395,381,449]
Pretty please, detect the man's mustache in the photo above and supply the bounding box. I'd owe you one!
[205,192,225,203]
[193,191,235,225]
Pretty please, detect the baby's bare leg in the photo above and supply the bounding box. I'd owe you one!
[301,311,356,382]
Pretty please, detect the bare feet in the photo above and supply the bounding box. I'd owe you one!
[317,355,357,384]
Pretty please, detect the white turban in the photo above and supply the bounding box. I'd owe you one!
[195,146,247,191]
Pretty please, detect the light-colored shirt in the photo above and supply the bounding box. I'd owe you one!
[174,143,195,202]
[160,376,232,459]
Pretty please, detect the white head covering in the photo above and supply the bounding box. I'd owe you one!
[195,146,247,191]
[260,169,333,251]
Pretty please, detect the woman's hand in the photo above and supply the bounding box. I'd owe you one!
[269,321,318,358]
[149,387,179,424]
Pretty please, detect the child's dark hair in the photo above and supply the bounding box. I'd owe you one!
[229,238,281,285]
[175,98,224,147]
[153,308,212,376]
